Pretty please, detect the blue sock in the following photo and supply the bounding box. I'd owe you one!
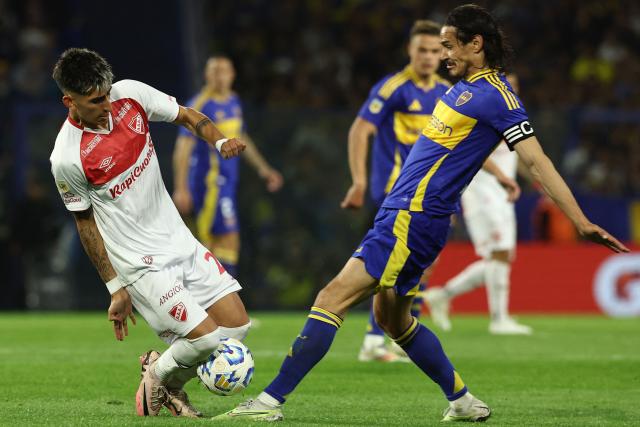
[394,317,468,401]
[264,306,343,403]
[366,301,385,336]
[411,282,427,318]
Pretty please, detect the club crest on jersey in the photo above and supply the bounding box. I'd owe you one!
[455,91,473,106]
[128,113,145,135]
[369,99,384,114]
[169,302,188,322]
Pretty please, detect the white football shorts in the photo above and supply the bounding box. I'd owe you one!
[126,241,242,344]
[461,181,516,259]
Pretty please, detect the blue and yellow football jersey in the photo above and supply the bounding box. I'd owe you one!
[382,69,534,215]
[358,65,450,206]
[178,91,246,208]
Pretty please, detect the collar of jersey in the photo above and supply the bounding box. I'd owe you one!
[404,65,436,90]
[464,68,497,83]
[67,113,113,135]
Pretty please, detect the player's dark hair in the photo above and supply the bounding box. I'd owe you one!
[445,4,513,72]
[52,48,113,95]
[410,20,441,38]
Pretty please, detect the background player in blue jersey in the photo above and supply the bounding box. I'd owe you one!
[340,20,450,362]
[172,56,283,276]
[216,4,628,423]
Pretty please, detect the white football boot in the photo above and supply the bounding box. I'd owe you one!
[489,317,532,335]
[442,393,491,422]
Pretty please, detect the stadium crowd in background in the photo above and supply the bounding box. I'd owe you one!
[1,0,639,310]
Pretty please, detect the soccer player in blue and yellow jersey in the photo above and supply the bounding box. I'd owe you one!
[216,4,628,423]
[173,56,282,276]
[340,20,450,362]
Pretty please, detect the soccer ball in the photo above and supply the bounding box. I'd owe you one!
[197,338,254,396]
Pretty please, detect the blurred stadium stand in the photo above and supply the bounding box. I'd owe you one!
[1,0,638,313]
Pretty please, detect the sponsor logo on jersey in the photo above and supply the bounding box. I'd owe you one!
[455,91,473,106]
[408,99,423,111]
[429,114,453,136]
[113,101,132,125]
[369,98,384,114]
[128,113,145,135]
[159,282,184,306]
[56,181,70,193]
[141,255,153,265]
[99,156,113,169]
[81,134,103,157]
[57,181,82,204]
[108,141,155,199]
[169,302,188,322]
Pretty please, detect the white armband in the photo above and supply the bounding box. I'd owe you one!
[106,277,123,295]
[215,138,229,152]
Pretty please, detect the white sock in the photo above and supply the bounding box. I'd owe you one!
[257,391,281,407]
[154,329,223,382]
[443,260,486,298]
[362,334,385,349]
[485,260,511,322]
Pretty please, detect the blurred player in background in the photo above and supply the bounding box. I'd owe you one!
[341,20,450,362]
[425,73,533,335]
[50,48,251,418]
[216,4,628,422]
[172,56,283,277]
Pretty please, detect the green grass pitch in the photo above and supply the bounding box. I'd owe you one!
[1,312,639,426]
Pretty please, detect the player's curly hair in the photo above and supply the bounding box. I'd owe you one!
[52,48,113,95]
[445,4,513,72]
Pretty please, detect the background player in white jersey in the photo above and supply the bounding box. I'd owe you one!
[424,73,533,335]
[172,56,282,278]
[50,48,250,418]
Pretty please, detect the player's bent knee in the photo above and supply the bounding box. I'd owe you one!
[218,321,251,342]
[172,329,223,367]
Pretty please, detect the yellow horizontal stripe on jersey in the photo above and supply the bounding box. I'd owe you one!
[311,306,343,326]
[384,149,403,194]
[393,112,431,145]
[308,314,340,328]
[214,247,239,264]
[422,101,477,150]
[378,70,410,99]
[214,117,243,138]
[485,74,519,110]
[409,152,449,211]
[379,210,412,288]
[196,153,220,243]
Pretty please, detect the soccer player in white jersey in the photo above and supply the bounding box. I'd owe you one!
[425,73,533,335]
[50,48,250,418]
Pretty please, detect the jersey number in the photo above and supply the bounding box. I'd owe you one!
[205,251,226,274]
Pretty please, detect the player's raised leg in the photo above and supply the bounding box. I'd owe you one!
[213,257,377,421]
[373,289,490,422]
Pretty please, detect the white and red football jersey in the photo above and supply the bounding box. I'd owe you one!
[50,79,196,285]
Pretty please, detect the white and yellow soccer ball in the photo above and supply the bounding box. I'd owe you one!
[197,338,254,396]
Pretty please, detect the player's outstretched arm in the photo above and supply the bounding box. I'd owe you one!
[341,117,377,209]
[241,133,283,192]
[515,136,629,253]
[73,208,136,340]
[172,135,196,214]
[173,106,246,159]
